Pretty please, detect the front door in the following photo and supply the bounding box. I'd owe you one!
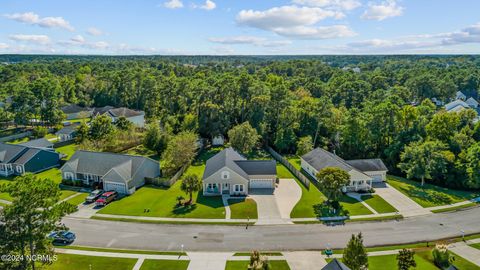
[222,183,229,194]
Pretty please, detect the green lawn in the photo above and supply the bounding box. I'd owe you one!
[36,168,62,184]
[59,190,78,200]
[184,146,224,178]
[46,254,137,270]
[367,251,439,270]
[140,259,190,270]
[123,145,160,160]
[66,193,88,206]
[388,175,480,207]
[288,165,326,218]
[362,194,398,213]
[98,183,225,219]
[339,195,373,216]
[7,136,30,144]
[286,156,301,170]
[0,178,13,201]
[451,251,480,270]
[469,243,480,250]
[225,260,290,270]
[55,143,78,160]
[228,198,258,219]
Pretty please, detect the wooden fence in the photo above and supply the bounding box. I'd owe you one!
[146,163,189,187]
[266,146,311,189]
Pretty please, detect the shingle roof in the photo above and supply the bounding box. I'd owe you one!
[202,147,276,180]
[61,104,92,114]
[322,259,351,270]
[346,159,388,172]
[445,100,469,112]
[62,150,158,181]
[56,124,79,135]
[301,148,372,181]
[107,107,144,118]
[0,143,28,163]
[13,148,41,164]
[19,138,53,148]
[93,106,114,115]
[234,160,277,175]
[466,97,479,107]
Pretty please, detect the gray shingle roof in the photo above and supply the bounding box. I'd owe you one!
[19,138,53,148]
[322,259,351,270]
[301,148,353,172]
[56,124,79,135]
[445,100,469,111]
[346,159,388,172]
[93,106,115,115]
[107,107,144,118]
[61,104,92,114]
[202,147,276,180]
[62,150,158,181]
[0,143,28,163]
[14,148,41,164]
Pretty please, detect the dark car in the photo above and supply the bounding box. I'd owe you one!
[85,189,104,203]
[95,191,118,207]
[49,231,76,244]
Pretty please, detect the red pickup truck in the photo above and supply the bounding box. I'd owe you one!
[95,191,118,207]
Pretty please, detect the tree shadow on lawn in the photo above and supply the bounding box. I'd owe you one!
[313,202,349,218]
[228,197,247,206]
[171,190,224,216]
[399,185,453,205]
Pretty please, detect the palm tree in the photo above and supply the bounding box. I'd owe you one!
[180,174,202,204]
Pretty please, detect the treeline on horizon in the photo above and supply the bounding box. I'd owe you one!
[1,55,480,190]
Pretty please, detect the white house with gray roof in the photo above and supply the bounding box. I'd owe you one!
[60,150,160,194]
[301,148,388,192]
[93,106,145,128]
[202,147,277,196]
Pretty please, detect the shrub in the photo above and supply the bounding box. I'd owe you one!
[432,244,451,268]
[32,126,48,138]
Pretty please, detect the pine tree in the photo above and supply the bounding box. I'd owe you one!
[397,249,416,270]
[343,233,368,270]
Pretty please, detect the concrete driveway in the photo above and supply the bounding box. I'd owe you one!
[68,202,103,219]
[374,182,431,217]
[249,178,302,225]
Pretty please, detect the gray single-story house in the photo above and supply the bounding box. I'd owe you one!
[56,124,79,142]
[301,148,388,192]
[60,150,160,194]
[19,138,54,149]
[0,143,60,176]
[61,104,94,120]
[202,147,277,196]
[93,106,145,128]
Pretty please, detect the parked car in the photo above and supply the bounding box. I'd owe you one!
[85,189,104,203]
[49,231,76,244]
[95,191,118,207]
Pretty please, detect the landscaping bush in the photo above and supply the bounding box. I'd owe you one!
[32,126,48,138]
[432,244,451,268]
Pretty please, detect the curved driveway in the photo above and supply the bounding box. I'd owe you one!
[64,207,480,252]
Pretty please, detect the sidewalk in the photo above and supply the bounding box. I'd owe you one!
[374,183,431,217]
[449,241,480,266]
[94,213,257,223]
[426,197,480,211]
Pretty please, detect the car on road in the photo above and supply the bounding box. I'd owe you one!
[49,231,76,244]
[95,191,118,207]
[85,189,104,203]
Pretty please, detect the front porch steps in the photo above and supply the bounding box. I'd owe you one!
[222,195,231,220]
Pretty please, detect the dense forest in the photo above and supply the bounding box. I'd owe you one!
[1,55,480,190]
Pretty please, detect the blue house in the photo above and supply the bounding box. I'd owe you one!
[0,143,60,176]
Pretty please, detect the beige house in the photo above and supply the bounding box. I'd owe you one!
[202,147,277,196]
[301,148,388,192]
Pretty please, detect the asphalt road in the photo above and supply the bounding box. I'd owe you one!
[64,207,480,251]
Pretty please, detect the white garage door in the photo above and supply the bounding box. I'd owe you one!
[250,179,273,189]
[104,182,127,194]
[369,173,384,182]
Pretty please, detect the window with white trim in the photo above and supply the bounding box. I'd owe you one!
[221,171,230,179]
[234,184,244,192]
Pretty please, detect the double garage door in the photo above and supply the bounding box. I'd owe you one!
[104,182,127,194]
[250,179,274,189]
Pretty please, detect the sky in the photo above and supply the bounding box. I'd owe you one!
[0,0,479,55]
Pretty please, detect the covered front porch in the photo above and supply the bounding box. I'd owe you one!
[0,163,14,176]
[203,182,247,196]
[343,179,373,192]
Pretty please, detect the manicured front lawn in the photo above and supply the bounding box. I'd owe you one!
[368,251,438,270]
[55,143,78,160]
[66,193,89,206]
[0,178,13,201]
[289,167,326,218]
[59,190,78,200]
[339,195,373,216]
[451,251,480,270]
[98,183,225,219]
[225,260,290,270]
[388,175,480,207]
[362,194,398,213]
[140,259,190,270]
[36,168,62,184]
[228,198,258,219]
[46,254,137,270]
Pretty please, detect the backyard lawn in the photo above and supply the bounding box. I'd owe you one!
[286,156,301,170]
[55,143,78,160]
[388,175,480,207]
[362,194,398,213]
[184,146,224,178]
[98,183,225,219]
[123,145,159,160]
[228,198,258,219]
[36,168,62,184]
[140,259,190,270]
[46,254,137,270]
[225,260,291,270]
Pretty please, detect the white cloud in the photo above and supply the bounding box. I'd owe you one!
[9,34,51,45]
[70,35,85,43]
[0,43,9,50]
[164,0,184,9]
[209,36,291,47]
[236,5,354,39]
[199,0,216,10]
[361,0,403,21]
[5,12,74,31]
[87,27,103,36]
[292,0,361,11]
